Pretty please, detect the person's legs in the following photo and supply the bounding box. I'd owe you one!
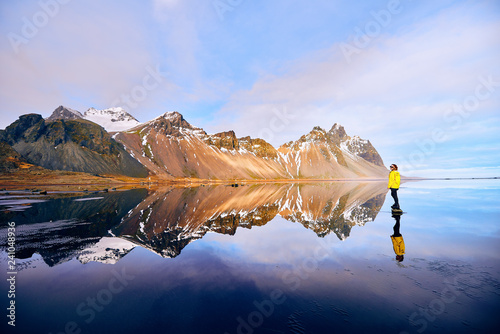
[391,188,400,209]
[392,214,401,236]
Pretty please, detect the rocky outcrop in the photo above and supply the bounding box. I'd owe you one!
[204,131,239,151]
[238,136,279,159]
[0,140,25,171]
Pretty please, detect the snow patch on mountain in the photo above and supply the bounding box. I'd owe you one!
[77,237,137,264]
[83,107,141,132]
[64,107,83,118]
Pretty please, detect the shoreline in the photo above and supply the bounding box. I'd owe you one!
[0,168,497,191]
[0,176,390,191]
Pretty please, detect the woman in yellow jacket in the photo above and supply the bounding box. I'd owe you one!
[388,164,401,210]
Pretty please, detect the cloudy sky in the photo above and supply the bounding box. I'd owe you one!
[1,0,499,177]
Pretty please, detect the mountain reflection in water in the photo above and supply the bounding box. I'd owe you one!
[0,182,387,265]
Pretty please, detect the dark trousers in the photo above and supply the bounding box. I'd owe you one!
[391,188,400,209]
[392,214,401,236]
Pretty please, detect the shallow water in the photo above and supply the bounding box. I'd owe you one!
[0,180,499,334]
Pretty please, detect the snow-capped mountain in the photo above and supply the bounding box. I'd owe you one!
[45,105,141,132]
[83,107,141,132]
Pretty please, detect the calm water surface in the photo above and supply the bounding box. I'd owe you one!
[0,180,499,334]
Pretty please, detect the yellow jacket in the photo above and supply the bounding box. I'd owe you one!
[391,235,405,255]
[388,171,400,189]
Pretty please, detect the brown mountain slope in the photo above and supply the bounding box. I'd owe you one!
[114,112,387,180]
[114,112,287,180]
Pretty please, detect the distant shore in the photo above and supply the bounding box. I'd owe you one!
[0,168,497,191]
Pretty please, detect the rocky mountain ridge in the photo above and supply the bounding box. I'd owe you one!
[0,106,388,180]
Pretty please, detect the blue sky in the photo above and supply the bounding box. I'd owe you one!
[1,0,499,177]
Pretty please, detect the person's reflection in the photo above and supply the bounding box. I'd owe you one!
[391,213,405,262]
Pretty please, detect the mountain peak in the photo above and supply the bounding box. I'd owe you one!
[328,123,347,138]
[152,111,188,126]
[160,111,183,121]
[304,126,327,141]
[47,105,83,121]
[140,111,206,137]
[312,126,326,133]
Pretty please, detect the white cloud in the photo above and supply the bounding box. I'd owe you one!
[150,0,232,106]
[0,2,174,125]
[210,2,500,154]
